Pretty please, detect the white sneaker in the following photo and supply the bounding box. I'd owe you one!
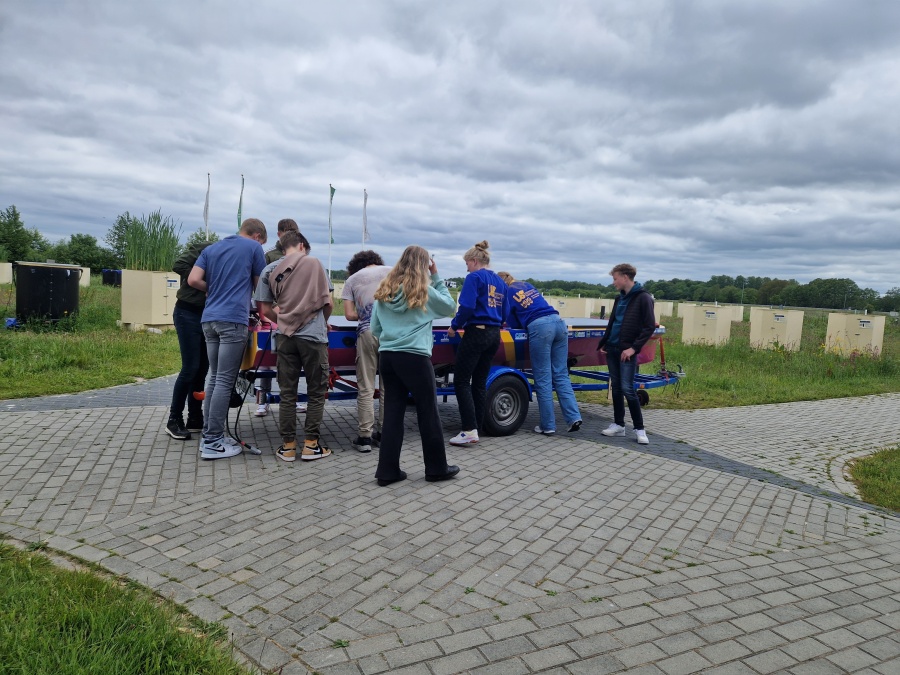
[601,423,626,437]
[200,438,243,460]
[254,403,269,417]
[635,429,649,445]
[534,426,555,435]
[449,430,479,446]
[296,402,307,413]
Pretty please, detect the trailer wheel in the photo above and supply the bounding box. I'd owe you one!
[637,389,650,406]
[483,374,529,437]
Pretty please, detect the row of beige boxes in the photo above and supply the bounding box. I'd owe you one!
[678,304,886,357]
[75,270,884,358]
[545,297,676,323]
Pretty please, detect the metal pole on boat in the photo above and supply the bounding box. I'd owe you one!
[328,184,335,282]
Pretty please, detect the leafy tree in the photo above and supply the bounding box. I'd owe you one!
[0,205,50,262]
[105,212,139,267]
[183,227,220,252]
[878,287,900,312]
[719,285,741,303]
[51,233,118,272]
[757,279,793,305]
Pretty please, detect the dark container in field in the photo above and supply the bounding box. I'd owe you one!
[101,268,122,286]
[13,262,82,322]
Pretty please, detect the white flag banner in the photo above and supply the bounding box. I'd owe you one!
[237,174,244,230]
[203,173,210,239]
[363,189,369,243]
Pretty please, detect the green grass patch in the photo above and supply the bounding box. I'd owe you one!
[0,282,180,399]
[848,446,900,511]
[577,312,900,409]
[0,542,254,675]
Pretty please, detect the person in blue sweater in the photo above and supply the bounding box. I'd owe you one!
[498,272,582,435]
[370,245,459,486]
[447,240,509,446]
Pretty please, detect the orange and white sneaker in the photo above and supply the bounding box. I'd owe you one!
[276,445,296,462]
[301,442,331,461]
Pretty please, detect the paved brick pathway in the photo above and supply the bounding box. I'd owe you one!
[1,381,897,674]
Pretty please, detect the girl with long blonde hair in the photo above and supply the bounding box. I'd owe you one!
[370,246,459,486]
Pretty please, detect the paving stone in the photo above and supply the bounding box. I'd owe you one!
[519,644,579,671]
[656,651,714,675]
[564,653,628,674]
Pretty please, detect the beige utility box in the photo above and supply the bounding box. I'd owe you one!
[120,269,179,330]
[727,305,745,322]
[681,305,731,346]
[676,302,692,318]
[653,301,674,320]
[750,308,804,351]
[547,296,594,318]
[825,313,885,356]
[78,267,91,287]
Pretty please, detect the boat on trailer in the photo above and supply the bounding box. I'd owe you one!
[240,317,683,436]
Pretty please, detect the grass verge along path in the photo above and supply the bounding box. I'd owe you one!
[849,446,900,512]
[0,541,254,675]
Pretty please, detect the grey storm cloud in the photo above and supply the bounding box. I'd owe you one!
[1,0,898,292]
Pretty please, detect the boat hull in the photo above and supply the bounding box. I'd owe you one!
[243,317,663,372]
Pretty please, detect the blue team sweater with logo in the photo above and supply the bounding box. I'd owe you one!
[451,268,509,330]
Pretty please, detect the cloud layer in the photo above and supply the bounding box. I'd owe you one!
[2,1,898,291]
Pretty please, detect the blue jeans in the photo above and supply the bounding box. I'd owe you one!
[170,305,208,421]
[528,315,581,432]
[202,321,248,442]
[605,347,644,430]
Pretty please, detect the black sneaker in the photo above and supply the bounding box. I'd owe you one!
[371,431,382,445]
[165,417,191,441]
[185,416,203,432]
[353,436,373,453]
[568,420,583,433]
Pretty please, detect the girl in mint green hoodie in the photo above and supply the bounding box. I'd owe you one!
[370,246,459,486]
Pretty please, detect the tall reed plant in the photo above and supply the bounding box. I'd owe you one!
[124,210,182,271]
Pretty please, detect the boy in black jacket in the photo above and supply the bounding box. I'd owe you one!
[597,263,656,444]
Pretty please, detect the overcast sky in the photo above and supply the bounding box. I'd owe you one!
[2,1,899,292]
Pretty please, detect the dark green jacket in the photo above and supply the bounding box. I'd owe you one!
[173,240,215,310]
[264,241,285,265]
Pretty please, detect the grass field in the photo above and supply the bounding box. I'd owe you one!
[0,281,181,399]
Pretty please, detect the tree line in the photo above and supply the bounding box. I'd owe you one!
[449,274,899,313]
[3,204,897,311]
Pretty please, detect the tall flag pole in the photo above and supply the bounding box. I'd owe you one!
[203,173,210,240]
[328,184,336,282]
[362,189,369,245]
[237,174,244,231]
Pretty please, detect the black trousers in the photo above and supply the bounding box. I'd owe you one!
[376,351,450,480]
[453,325,500,432]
